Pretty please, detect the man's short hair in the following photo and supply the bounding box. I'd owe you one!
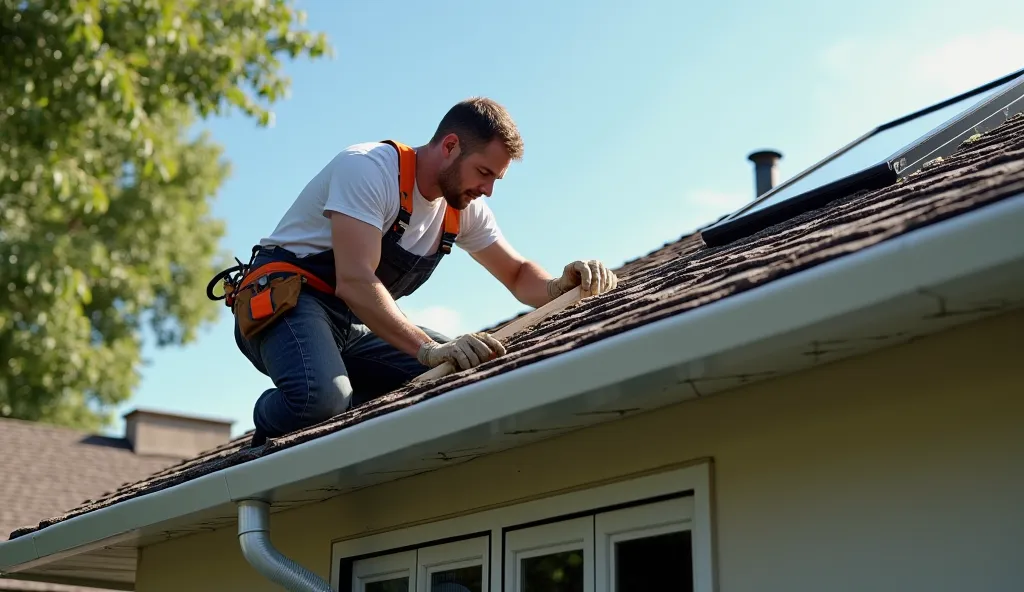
[430,97,524,160]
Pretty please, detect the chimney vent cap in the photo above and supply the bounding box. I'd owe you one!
[748,149,783,163]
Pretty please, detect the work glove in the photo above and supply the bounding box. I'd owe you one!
[547,259,619,299]
[417,332,507,370]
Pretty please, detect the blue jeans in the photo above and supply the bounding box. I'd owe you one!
[234,290,449,443]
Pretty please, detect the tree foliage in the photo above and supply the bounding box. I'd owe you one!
[0,0,330,430]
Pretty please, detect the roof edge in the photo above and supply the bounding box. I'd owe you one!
[3,191,1024,581]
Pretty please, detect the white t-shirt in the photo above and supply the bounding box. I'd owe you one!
[259,142,503,257]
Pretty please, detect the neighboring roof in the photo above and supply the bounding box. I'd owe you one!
[0,418,180,590]
[9,110,1023,543]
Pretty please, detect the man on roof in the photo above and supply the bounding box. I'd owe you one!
[222,97,619,447]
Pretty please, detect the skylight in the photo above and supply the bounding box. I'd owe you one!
[701,67,1024,247]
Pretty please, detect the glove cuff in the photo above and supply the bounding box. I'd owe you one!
[546,278,565,300]
[416,341,436,367]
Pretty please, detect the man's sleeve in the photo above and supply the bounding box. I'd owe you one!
[456,199,504,253]
[322,152,393,232]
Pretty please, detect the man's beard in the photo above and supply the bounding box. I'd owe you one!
[437,157,477,210]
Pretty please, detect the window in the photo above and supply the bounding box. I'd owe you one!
[350,550,415,591]
[418,538,489,592]
[332,463,714,592]
[502,497,694,592]
[345,536,489,592]
[505,516,593,592]
[594,497,693,591]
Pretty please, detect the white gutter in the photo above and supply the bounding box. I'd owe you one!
[2,192,1024,581]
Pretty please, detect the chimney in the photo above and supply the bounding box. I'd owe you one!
[747,149,783,198]
[123,408,234,459]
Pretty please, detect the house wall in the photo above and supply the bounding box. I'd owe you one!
[135,307,1024,592]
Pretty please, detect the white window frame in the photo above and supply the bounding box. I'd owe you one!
[416,537,490,592]
[504,516,594,592]
[330,461,715,592]
[350,549,416,591]
[344,536,489,592]
[594,496,695,592]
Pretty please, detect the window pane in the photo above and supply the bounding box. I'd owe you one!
[521,550,584,592]
[614,531,692,591]
[366,578,409,592]
[431,565,484,592]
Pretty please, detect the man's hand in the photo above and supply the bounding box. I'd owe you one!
[547,260,619,299]
[417,332,507,370]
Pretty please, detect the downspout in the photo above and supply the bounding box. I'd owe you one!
[237,499,333,592]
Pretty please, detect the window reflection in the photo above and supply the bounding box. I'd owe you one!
[520,550,584,591]
[431,564,483,592]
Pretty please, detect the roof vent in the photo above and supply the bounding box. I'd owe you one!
[747,150,783,198]
[123,408,233,458]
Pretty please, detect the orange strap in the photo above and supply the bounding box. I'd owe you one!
[239,262,334,295]
[381,140,416,221]
[380,139,461,240]
[443,201,460,235]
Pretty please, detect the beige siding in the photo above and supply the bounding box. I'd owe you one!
[136,307,1024,591]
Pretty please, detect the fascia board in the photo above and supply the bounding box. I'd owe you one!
[3,192,1023,576]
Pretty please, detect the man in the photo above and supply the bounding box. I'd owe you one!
[229,97,618,446]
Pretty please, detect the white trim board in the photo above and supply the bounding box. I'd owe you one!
[330,461,716,592]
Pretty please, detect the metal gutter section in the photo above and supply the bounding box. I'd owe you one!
[237,499,332,592]
[2,192,1023,581]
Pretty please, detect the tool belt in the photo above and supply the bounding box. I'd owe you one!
[207,256,334,341]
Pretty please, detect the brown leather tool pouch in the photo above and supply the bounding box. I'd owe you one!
[233,274,303,340]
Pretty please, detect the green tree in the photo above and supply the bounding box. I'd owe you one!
[0,0,330,430]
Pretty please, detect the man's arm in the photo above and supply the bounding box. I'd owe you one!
[470,238,619,307]
[470,237,553,308]
[329,212,433,357]
[330,212,506,371]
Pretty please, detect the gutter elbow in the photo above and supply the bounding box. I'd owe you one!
[237,499,332,592]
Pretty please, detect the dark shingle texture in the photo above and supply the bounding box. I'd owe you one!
[9,112,1024,542]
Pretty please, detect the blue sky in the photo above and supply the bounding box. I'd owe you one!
[111,0,1024,436]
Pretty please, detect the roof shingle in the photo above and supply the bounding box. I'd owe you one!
[0,418,182,589]
[8,111,1024,542]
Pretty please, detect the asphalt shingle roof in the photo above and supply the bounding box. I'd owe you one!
[8,111,1024,543]
[0,418,181,589]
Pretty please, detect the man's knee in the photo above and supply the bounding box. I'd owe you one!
[255,371,353,435]
[303,373,353,424]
